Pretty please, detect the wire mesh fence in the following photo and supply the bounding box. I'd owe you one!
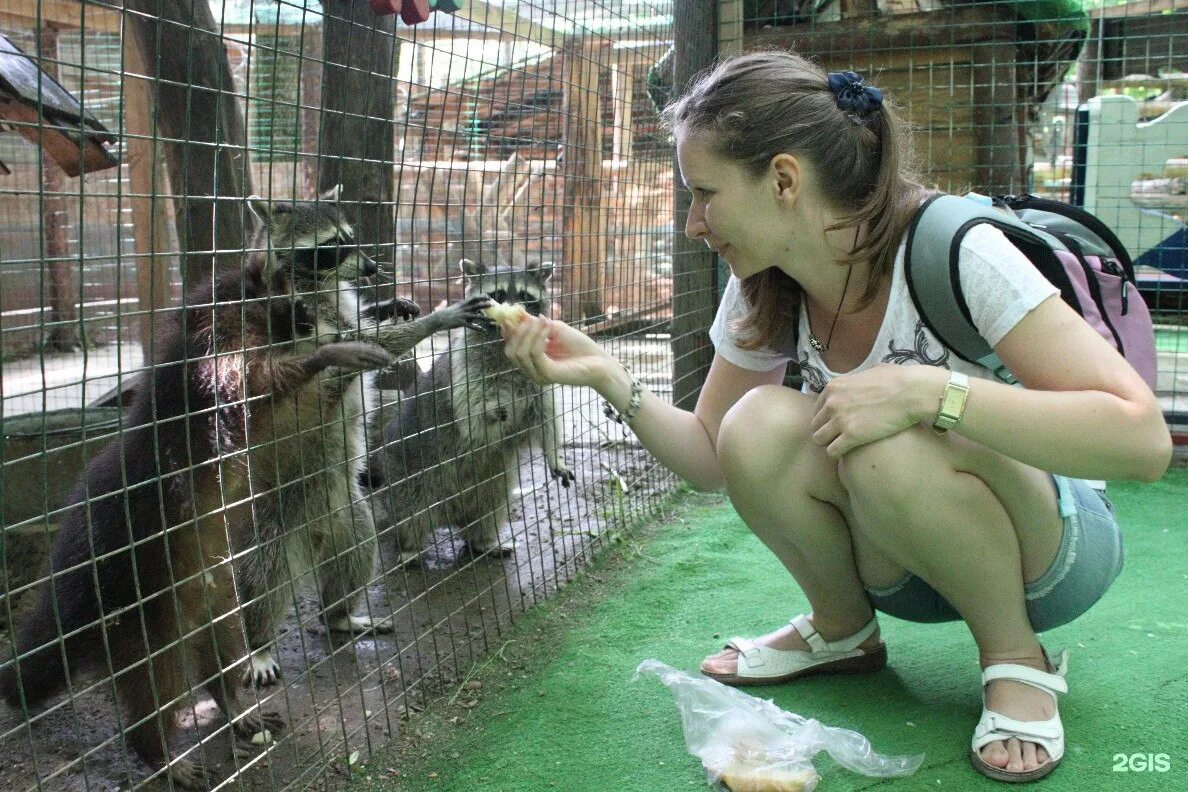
[0,1,1184,790]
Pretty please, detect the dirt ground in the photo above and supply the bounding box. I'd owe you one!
[0,339,676,791]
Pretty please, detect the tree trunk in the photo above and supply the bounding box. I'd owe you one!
[125,0,253,289]
[317,1,397,265]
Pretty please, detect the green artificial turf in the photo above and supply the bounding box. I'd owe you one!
[353,469,1188,791]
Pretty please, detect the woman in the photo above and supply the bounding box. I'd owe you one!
[501,51,1171,783]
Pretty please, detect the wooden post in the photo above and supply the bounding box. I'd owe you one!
[611,61,633,161]
[670,0,717,411]
[38,26,82,352]
[125,0,254,289]
[124,33,175,361]
[973,43,1022,194]
[1077,18,1103,104]
[560,38,606,324]
[318,0,398,266]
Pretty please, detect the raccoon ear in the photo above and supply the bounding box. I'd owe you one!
[459,258,486,278]
[320,184,343,203]
[534,260,554,282]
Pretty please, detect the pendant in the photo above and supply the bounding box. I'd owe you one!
[808,333,825,353]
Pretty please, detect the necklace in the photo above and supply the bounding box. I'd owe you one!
[807,262,854,354]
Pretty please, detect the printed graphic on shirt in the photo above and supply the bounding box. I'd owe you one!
[800,320,950,394]
[883,320,951,368]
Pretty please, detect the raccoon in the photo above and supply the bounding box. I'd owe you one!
[378,258,574,565]
[0,235,325,787]
[231,195,492,686]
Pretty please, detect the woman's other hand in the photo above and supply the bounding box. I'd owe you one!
[503,316,616,389]
[809,364,944,458]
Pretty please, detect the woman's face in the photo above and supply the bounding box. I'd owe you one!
[676,133,790,280]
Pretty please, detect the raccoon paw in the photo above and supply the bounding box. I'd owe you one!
[456,295,497,330]
[319,341,393,372]
[233,709,286,741]
[328,614,395,635]
[465,538,516,558]
[167,758,209,790]
[243,649,281,687]
[551,465,575,488]
[391,297,421,321]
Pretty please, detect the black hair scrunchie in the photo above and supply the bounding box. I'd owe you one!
[826,71,884,115]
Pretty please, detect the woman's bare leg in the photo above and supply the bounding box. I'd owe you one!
[709,385,1067,775]
[703,386,901,671]
[838,425,1064,775]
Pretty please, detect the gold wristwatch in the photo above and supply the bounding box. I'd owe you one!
[933,370,970,433]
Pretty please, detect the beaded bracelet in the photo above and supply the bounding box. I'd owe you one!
[602,363,643,424]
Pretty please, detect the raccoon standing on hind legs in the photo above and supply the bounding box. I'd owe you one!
[234,192,493,687]
[377,155,575,565]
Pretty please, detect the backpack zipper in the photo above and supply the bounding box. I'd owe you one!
[1100,258,1129,314]
[1049,229,1126,354]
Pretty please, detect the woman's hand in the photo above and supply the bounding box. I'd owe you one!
[809,364,944,458]
[502,316,615,389]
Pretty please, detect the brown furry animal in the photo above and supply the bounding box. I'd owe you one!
[0,194,490,785]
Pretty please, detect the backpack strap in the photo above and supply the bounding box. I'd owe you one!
[904,194,1069,385]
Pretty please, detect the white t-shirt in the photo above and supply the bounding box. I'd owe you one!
[709,223,1059,392]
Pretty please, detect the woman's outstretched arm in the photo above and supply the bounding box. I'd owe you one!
[503,316,786,491]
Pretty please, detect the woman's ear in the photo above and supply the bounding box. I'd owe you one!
[769,153,803,207]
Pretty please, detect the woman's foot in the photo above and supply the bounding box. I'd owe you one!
[700,614,883,676]
[976,650,1060,776]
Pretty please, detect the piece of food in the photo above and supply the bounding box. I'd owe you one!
[482,301,530,327]
[249,730,273,745]
[715,765,818,792]
[706,736,819,792]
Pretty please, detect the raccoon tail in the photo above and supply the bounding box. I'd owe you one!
[1,573,97,712]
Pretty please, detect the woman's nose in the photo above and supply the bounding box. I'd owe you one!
[685,204,707,240]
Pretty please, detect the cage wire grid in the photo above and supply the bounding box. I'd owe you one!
[0,0,1185,790]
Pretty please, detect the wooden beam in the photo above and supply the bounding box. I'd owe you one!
[124,32,175,361]
[611,60,633,161]
[560,37,606,324]
[38,26,83,353]
[450,1,557,47]
[0,0,119,32]
[748,5,1018,54]
[1090,0,1183,19]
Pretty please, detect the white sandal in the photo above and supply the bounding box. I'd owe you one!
[970,649,1069,783]
[701,614,886,687]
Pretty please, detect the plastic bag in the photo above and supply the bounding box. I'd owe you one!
[635,659,924,791]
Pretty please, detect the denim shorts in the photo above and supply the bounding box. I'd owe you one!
[863,475,1124,633]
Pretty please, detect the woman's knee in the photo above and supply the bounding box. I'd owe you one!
[717,385,816,481]
[837,426,939,507]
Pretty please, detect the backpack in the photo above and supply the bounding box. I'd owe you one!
[904,193,1158,389]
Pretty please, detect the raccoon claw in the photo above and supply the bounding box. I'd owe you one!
[364,297,420,324]
[460,295,497,328]
[233,709,286,741]
[244,649,281,687]
[392,297,421,321]
[167,758,208,790]
[551,466,575,487]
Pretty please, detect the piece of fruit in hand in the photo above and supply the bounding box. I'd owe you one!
[482,302,530,329]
